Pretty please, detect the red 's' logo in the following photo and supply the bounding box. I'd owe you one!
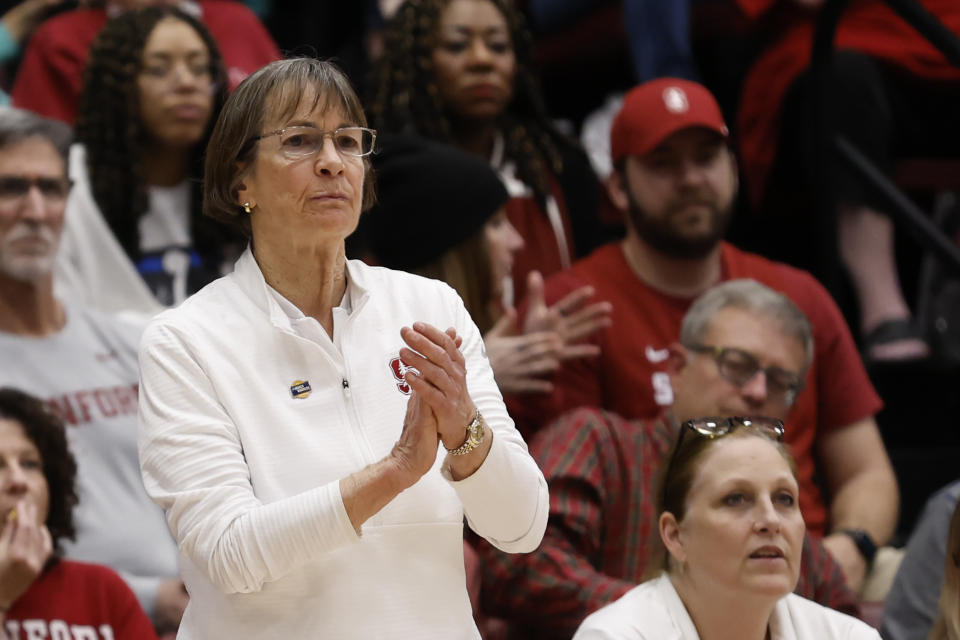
[388,357,418,395]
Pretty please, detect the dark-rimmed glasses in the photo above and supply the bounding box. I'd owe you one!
[686,344,804,406]
[0,176,72,205]
[250,126,377,160]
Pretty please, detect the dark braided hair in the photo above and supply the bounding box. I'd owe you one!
[75,6,231,265]
[369,0,569,208]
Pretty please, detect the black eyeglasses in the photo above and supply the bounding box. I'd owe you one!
[686,344,804,406]
[0,176,72,204]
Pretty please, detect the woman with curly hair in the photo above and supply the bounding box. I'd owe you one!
[0,387,158,639]
[57,5,239,315]
[369,0,607,305]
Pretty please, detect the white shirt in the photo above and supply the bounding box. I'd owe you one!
[138,248,548,639]
[58,144,161,320]
[574,573,882,640]
[138,182,191,253]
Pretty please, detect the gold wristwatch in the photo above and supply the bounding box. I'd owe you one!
[445,409,484,456]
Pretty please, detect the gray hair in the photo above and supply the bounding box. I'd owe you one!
[0,107,72,165]
[680,279,815,371]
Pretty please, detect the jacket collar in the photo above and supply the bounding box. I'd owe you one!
[230,246,372,331]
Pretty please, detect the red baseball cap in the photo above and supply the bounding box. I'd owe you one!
[610,77,729,164]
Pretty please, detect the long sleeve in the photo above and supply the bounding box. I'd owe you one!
[445,289,549,552]
[138,320,360,595]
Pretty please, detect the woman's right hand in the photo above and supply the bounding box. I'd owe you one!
[0,500,52,610]
[389,390,440,486]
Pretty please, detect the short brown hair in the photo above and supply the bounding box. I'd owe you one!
[203,58,376,237]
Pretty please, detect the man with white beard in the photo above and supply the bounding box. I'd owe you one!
[0,107,184,635]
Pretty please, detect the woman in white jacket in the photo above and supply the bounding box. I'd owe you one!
[137,57,548,639]
[575,417,880,640]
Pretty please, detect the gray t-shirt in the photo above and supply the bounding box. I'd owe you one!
[882,480,960,640]
[0,304,179,617]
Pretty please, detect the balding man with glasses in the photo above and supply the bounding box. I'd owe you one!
[475,279,863,638]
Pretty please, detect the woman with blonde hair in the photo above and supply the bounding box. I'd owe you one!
[575,417,880,640]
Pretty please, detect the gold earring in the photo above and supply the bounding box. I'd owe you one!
[242,202,252,214]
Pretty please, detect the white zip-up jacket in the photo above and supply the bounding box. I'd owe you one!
[138,248,549,639]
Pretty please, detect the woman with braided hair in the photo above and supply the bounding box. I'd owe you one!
[369,0,608,305]
[57,5,240,316]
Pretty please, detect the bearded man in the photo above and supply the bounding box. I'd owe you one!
[504,78,898,595]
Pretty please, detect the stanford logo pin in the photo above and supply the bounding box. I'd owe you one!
[290,380,312,399]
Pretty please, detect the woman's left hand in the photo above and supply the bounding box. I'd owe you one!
[521,271,612,360]
[399,322,476,450]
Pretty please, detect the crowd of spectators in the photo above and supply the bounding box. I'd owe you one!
[0,0,957,638]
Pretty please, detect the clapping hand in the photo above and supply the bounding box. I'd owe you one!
[521,270,612,361]
[0,500,52,611]
[484,309,563,394]
[399,323,476,452]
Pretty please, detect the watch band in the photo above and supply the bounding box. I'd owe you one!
[838,528,878,565]
[445,409,484,456]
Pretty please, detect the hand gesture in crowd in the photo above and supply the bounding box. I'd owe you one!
[485,309,563,394]
[522,271,612,361]
[485,271,612,395]
[0,500,51,611]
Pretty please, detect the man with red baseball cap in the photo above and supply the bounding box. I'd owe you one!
[499,78,898,595]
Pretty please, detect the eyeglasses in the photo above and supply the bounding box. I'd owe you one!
[0,176,72,205]
[250,126,377,160]
[686,344,804,406]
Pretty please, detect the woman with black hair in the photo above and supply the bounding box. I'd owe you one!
[369,0,608,305]
[0,388,158,639]
[58,5,240,316]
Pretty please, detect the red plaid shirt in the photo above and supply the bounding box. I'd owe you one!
[473,408,859,638]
